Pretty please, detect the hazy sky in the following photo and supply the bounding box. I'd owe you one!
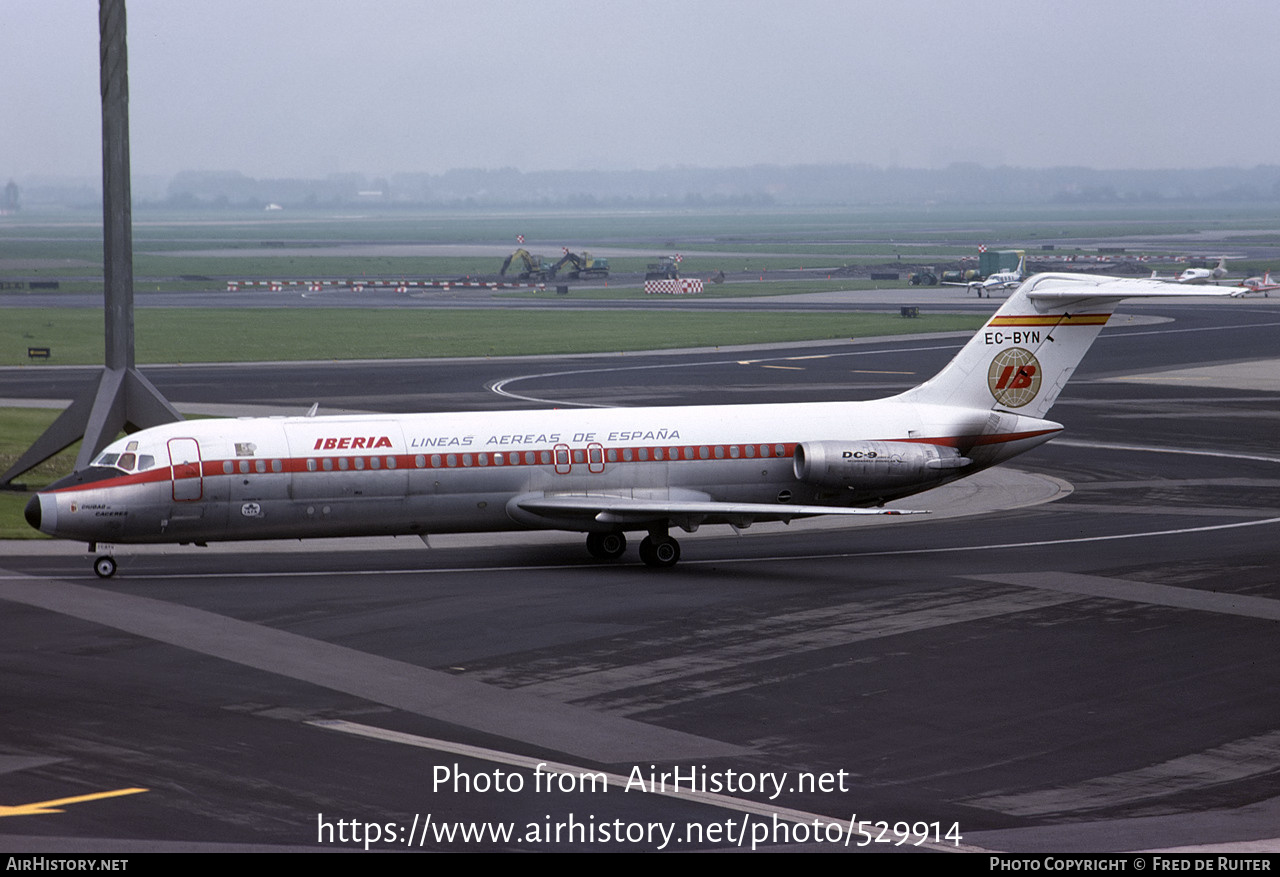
[4,0,1279,181]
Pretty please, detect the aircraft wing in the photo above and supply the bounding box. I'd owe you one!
[512,493,925,531]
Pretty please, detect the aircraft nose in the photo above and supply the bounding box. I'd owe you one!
[24,494,41,531]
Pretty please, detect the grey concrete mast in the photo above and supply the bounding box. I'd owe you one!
[2,0,181,488]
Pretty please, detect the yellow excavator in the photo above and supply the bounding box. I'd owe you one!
[551,250,610,280]
[499,248,556,281]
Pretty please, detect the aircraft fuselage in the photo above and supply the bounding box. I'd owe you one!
[27,399,1057,546]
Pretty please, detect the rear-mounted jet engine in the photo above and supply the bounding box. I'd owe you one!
[793,440,971,499]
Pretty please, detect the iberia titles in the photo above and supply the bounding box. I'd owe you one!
[313,435,394,450]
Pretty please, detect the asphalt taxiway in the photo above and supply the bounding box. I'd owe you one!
[1,296,1278,852]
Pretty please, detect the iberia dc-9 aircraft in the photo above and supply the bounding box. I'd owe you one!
[26,273,1229,577]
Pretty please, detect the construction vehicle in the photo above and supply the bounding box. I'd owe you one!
[908,267,938,286]
[499,248,556,281]
[551,250,610,280]
[939,268,980,285]
[645,256,680,281]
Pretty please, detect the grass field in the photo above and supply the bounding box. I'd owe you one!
[0,408,78,539]
[1,307,982,366]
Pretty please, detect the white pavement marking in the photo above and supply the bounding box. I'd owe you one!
[1054,439,1280,466]
[967,570,1280,622]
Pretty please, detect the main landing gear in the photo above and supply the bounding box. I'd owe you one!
[93,555,117,578]
[584,530,682,568]
[638,534,680,568]
[585,531,627,560]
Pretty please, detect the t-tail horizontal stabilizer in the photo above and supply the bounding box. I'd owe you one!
[898,273,1238,419]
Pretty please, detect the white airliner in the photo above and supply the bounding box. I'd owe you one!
[26,273,1229,577]
[945,254,1026,297]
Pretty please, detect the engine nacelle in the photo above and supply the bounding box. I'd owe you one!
[793,441,970,492]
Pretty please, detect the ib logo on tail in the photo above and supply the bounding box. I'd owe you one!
[987,347,1041,408]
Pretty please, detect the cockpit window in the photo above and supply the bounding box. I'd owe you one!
[92,450,156,472]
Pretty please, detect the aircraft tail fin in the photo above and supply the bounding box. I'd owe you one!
[897,273,1233,419]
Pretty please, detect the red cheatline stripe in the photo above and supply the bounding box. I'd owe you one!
[897,428,1059,448]
[46,431,1058,495]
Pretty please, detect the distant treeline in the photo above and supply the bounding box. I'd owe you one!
[17,163,1280,210]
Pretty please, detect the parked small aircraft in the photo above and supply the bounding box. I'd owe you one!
[1238,271,1277,296]
[945,254,1026,297]
[26,273,1230,577]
